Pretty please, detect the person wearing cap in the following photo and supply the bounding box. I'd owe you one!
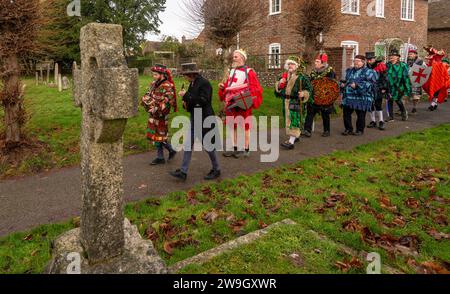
[275,56,313,150]
[386,49,411,121]
[341,55,377,136]
[219,49,263,158]
[366,52,388,131]
[142,64,178,166]
[170,63,221,181]
[303,53,337,138]
[407,48,425,114]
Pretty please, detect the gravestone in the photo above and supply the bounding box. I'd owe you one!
[62,76,70,90]
[58,74,62,92]
[47,64,50,84]
[54,63,59,84]
[46,23,167,274]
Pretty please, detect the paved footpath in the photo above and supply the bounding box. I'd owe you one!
[1,103,449,236]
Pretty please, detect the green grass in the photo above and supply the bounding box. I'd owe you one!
[0,76,280,178]
[1,124,449,274]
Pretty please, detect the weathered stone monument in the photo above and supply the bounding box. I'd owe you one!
[46,23,167,274]
[58,73,62,92]
[62,76,70,90]
[54,62,59,84]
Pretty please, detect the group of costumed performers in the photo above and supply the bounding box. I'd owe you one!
[141,45,450,178]
[219,49,264,159]
[275,56,313,150]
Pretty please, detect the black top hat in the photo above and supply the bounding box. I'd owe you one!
[180,63,200,75]
[389,49,401,57]
[365,52,376,60]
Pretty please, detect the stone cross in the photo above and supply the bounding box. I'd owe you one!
[72,23,139,264]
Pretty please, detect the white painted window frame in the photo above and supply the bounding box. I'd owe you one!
[269,43,281,69]
[401,0,415,21]
[341,40,359,62]
[269,0,281,16]
[341,0,360,15]
[376,0,385,18]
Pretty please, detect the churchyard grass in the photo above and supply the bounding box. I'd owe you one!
[1,124,449,274]
[0,76,279,178]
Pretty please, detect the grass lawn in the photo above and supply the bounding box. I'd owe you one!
[1,124,449,274]
[0,76,280,178]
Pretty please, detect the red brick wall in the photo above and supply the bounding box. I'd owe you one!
[325,0,429,55]
[235,0,428,58]
[427,29,450,54]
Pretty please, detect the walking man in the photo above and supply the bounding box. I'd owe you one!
[366,52,388,130]
[341,55,377,136]
[386,49,411,122]
[170,63,221,181]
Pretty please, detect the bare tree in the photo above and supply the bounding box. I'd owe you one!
[0,0,44,150]
[182,0,255,76]
[296,0,339,70]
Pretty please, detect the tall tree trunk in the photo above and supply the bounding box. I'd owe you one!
[1,54,24,149]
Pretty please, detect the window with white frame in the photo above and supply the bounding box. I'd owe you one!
[376,0,384,18]
[341,41,359,61]
[401,0,414,21]
[269,43,281,69]
[341,0,359,15]
[270,0,281,15]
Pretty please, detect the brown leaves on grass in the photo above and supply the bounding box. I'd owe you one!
[405,198,420,209]
[335,256,364,273]
[163,237,199,256]
[361,227,420,257]
[262,174,273,189]
[187,190,199,206]
[229,219,246,233]
[426,227,450,241]
[378,195,398,212]
[145,227,159,242]
[407,259,450,274]
[202,210,220,224]
[342,219,363,232]
[315,191,346,213]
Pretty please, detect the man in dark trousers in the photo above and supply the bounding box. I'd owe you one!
[170,63,221,181]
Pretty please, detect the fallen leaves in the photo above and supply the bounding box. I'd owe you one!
[379,195,398,212]
[163,237,199,256]
[361,227,420,257]
[145,227,158,242]
[426,227,450,241]
[202,210,220,224]
[229,219,246,233]
[335,256,364,273]
[405,198,420,209]
[407,259,450,274]
[342,219,363,232]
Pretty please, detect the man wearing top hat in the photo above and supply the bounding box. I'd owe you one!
[169,63,221,181]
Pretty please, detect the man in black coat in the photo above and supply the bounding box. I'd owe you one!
[170,63,221,181]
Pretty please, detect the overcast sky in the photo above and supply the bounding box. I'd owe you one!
[146,0,200,42]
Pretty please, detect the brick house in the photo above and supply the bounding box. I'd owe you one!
[197,0,429,71]
[428,0,450,54]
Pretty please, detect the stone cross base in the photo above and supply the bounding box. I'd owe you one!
[45,219,167,274]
